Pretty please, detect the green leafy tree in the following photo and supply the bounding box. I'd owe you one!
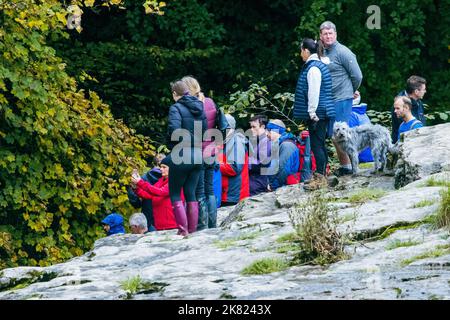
[0,0,157,268]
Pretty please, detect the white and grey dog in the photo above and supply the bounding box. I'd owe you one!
[333,121,394,174]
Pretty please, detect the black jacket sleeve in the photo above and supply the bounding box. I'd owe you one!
[127,186,142,209]
[167,104,182,148]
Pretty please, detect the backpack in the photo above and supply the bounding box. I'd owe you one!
[286,131,317,185]
[410,119,422,130]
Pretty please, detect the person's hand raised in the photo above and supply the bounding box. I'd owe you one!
[131,169,141,184]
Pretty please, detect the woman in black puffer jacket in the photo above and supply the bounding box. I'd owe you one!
[166,80,207,236]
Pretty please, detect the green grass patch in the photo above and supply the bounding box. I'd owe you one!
[213,239,237,249]
[400,244,450,267]
[275,233,303,254]
[386,239,421,250]
[339,212,358,223]
[393,287,403,299]
[434,186,450,230]
[356,215,436,242]
[358,162,374,169]
[346,188,387,204]
[0,271,58,292]
[214,231,263,250]
[236,231,262,241]
[276,243,298,254]
[120,275,167,299]
[241,258,290,275]
[423,178,450,188]
[276,232,299,243]
[378,216,436,240]
[411,199,435,208]
[219,293,237,299]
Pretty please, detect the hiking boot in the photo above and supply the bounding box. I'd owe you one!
[304,172,325,185]
[333,167,353,177]
[327,175,339,188]
[303,173,328,191]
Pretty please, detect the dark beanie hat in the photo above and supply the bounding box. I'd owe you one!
[160,156,170,167]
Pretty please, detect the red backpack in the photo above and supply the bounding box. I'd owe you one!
[286,131,317,185]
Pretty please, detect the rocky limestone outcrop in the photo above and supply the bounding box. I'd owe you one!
[1,125,449,300]
[394,122,450,188]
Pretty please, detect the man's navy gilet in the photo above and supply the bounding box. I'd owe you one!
[294,60,335,120]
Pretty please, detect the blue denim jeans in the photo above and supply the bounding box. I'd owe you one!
[328,98,353,137]
[196,162,215,198]
[334,98,353,123]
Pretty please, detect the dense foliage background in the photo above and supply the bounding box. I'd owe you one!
[55,0,449,140]
[0,0,158,268]
[1,0,449,268]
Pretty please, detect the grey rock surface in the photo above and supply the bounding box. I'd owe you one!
[394,123,450,188]
[1,125,450,300]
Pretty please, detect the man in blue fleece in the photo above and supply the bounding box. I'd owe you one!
[102,213,125,236]
[393,96,423,141]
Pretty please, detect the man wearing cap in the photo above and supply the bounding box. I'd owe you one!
[266,119,300,190]
[320,21,363,176]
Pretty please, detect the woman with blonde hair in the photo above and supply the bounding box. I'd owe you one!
[181,76,219,229]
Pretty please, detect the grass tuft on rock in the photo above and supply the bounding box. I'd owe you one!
[411,199,435,208]
[400,244,450,267]
[434,186,450,230]
[213,239,237,250]
[0,271,58,292]
[241,258,289,275]
[358,162,374,170]
[276,233,299,243]
[423,178,450,188]
[120,275,167,299]
[386,239,421,250]
[288,190,349,266]
[214,231,263,250]
[346,188,387,204]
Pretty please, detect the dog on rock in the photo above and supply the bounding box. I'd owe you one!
[332,122,394,175]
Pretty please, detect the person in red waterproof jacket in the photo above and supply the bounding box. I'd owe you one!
[218,114,250,206]
[131,157,178,231]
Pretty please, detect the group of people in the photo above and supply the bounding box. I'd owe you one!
[293,21,426,181]
[101,21,428,237]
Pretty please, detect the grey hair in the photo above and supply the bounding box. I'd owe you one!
[129,213,148,229]
[320,21,337,32]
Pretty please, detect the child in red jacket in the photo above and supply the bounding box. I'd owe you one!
[131,158,178,231]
